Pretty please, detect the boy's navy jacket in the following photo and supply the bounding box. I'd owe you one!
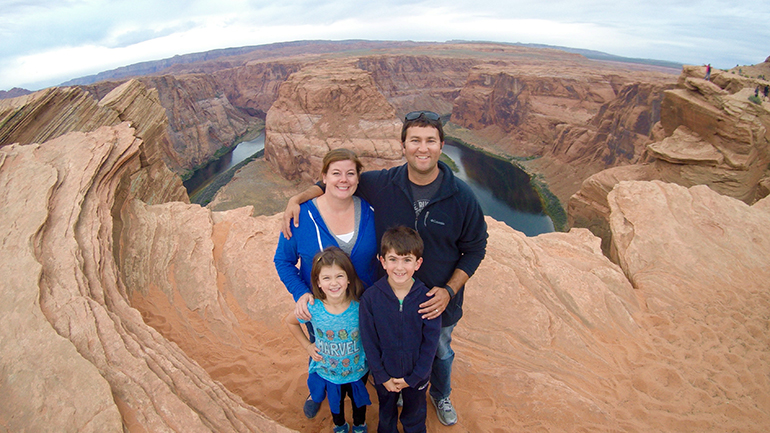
[356,161,488,327]
[359,276,441,388]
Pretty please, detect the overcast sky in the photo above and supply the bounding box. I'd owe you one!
[1,0,767,91]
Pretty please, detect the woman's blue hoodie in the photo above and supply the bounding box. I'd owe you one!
[274,198,377,301]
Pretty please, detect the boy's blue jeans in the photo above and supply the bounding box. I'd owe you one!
[429,324,455,400]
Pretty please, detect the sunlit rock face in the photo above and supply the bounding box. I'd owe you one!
[569,66,770,254]
[0,82,292,432]
[264,60,404,182]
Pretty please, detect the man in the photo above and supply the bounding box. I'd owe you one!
[283,110,488,426]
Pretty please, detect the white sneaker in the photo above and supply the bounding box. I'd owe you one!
[430,396,458,426]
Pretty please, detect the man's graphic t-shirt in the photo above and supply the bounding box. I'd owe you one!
[302,300,368,384]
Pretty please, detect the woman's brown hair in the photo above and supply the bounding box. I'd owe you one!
[321,148,364,176]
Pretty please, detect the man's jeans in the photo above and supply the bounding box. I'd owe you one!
[429,324,455,400]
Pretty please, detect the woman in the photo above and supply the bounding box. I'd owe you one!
[274,148,378,418]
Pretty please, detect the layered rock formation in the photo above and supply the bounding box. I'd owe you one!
[264,60,404,182]
[448,61,678,206]
[357,54,479,117]
[569,66,770,254]
[0,80,293,431]
[82,73,261,174]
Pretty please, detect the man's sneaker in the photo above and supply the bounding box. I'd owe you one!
[430,396,458,426]
[332,422,349,433]
[351,423,368,433]
[303,395,321,418]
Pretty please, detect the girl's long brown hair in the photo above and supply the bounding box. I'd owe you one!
[310,246,364,301]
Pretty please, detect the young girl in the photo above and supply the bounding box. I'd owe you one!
[285,247,371,433]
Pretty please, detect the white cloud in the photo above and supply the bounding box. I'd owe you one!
[0,0,768,90]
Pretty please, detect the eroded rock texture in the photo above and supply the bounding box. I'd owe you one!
[115,191,770,432]
[0,82,292,432]
[264,60,404,182]
[570,66,770,254]
[3,46,770,432]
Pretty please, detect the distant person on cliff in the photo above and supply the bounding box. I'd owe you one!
[274,148,378,419]
[764,85,769,100]
[282,111,488,426]
[704,64,711,81]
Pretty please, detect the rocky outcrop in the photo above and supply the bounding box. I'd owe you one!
[569,66,770,254]
[0,82,291,431]
[264,61,404,182]
[0,86,120,147]
[357,54,479,117]
[82,73,262,174]
[0,80,188,205]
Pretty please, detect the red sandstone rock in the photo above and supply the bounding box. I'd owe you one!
[0,86,120,147]
[0,81,291,431]
[264,60,404,181]
[569,65,770,252]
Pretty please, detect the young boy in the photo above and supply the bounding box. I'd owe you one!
[359,226,442,433]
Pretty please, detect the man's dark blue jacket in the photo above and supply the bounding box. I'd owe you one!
[359,276,441,387]
[356,160,488,327]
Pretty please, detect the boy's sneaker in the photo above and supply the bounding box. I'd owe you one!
[303,395,321,418]
[351,423,368,433]
[332,422,350,433]
[430,395,458,426]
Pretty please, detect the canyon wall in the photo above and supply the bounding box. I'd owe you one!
[357,54,479,117]
[569,65,770,255]
[448,61,677,206]
[264,60,404,182]
[82,73,262,174]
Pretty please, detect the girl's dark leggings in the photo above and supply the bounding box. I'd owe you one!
[332,381,367,427]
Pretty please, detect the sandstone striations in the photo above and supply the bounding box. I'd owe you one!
[264,60,404,182]
[114,188,770,432]
[0,84,292,431]
[83,74,262,174]
[569,65,770,254]
[0,86,120,147]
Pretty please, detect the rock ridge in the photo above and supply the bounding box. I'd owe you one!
[569,64,770,255]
